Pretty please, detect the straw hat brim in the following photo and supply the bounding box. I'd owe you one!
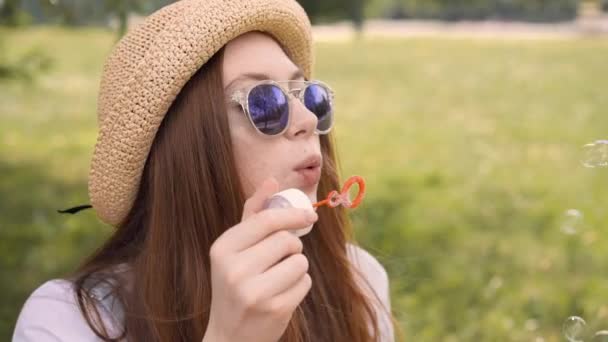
[89,0,313,227]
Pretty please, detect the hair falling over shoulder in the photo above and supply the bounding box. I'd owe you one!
[72,47,400,342]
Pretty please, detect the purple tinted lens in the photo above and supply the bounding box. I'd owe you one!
[304,84,332,132]
[248,84,289,135]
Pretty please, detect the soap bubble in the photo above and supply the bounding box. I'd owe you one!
[582,140,608,168]
[592,331,608,342]
[560,209,584,235]
[328,191,350,208]
[563,316,587,342]
[347,181,360,202]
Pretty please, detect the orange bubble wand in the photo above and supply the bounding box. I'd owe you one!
[312,175,366,209]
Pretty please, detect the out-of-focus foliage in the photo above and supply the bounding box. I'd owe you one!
[0,0,31,26]
[0,0,174,31]
[296,0,366,26]
[3,0,600,33]
[0,36,51,80]
[366,0,581,22]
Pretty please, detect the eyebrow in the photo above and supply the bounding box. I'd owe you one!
[225,68,305,92]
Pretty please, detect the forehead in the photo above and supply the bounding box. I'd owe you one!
[222,32,304,91]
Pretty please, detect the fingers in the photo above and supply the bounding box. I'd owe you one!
[238,231,304,275]
[242,177,279,221]
[219,208,317,253]
[262,272,312,319]
[253,253,310,301]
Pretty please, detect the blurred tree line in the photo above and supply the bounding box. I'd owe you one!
[6,0,172,28]
[2,0,607,30]
[0,0,172,33]
[368,0,601,22]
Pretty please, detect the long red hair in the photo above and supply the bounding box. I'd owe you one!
[72,46,395,341]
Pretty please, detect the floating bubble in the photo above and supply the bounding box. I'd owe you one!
[563,316,587,342]
[560,209,584,235]
[592,331,608,342]
[582,140,608,168]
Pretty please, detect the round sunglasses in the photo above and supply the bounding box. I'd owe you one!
[229,80,335,136]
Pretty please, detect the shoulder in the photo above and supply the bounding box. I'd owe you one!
[12,279,119,342]
[346,243,389,299]
[346,243,395,341]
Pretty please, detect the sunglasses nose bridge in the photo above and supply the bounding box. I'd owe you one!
[287,90,319,136]
[285,86,304,100]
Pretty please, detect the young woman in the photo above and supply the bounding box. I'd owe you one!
[13,0,396,341]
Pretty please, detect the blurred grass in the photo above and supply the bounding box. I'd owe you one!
[2,27,608,341]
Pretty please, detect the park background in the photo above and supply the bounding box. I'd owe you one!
[2,0,608,340]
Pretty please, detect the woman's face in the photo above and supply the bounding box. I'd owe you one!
[223,32,322,203]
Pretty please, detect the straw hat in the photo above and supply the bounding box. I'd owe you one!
[87,0,313,227]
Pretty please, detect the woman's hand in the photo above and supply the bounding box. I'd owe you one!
[203,177,317,342]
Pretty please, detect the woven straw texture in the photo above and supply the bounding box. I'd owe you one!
[89,0,313,227]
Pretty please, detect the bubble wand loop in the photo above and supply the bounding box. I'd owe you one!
[313,175,366,209]
[263,175,366,237]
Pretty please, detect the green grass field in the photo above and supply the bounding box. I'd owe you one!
[1,27,608,341]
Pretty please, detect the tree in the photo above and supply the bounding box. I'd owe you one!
[296,0,367,31]
[369,0,579,22]
[0,0,30,26]
[350,0,365,33]
[104,0,146,36]
[0,34,52,80]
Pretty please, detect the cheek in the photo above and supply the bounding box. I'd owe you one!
[231,128,278,197]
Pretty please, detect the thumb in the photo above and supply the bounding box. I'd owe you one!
[241,177,279,220]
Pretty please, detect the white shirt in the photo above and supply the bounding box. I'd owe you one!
[12,244,394,341]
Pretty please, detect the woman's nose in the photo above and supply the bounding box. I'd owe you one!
[285,97,318,138]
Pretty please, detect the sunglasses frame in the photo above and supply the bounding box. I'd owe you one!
[229,79,335,137]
